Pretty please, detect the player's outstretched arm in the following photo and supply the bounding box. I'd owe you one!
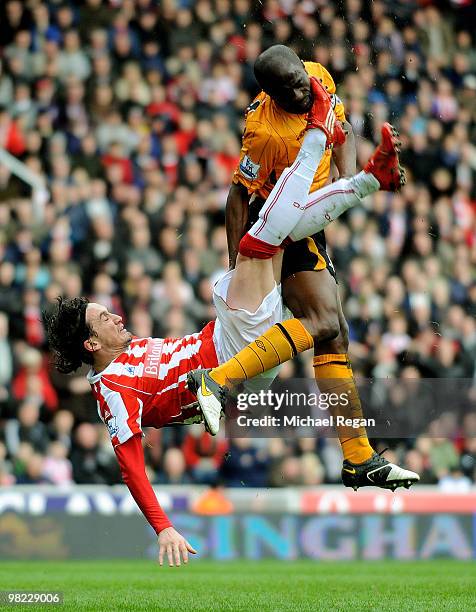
[226,181,250,269]
[114,434,197,566]
[158,527,197,567]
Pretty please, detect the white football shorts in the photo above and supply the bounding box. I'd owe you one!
[212,270,284,387]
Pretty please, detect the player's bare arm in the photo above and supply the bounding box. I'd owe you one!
[226,182,250,269]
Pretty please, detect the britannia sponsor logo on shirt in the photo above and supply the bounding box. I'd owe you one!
[143,338,164,378]
[239,155,260,180]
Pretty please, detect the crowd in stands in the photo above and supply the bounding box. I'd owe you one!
[0,0,475,491]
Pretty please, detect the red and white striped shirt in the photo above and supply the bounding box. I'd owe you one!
[87,321,219,447]
[86,321,219,535]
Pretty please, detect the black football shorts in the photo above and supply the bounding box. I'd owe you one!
[247,197,337,282]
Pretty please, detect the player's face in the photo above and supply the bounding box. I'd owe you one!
[268,64,312,114]
[85,303,132,351]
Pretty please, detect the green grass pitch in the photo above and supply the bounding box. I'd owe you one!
[0,560,474,611]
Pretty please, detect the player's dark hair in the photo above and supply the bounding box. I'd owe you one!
[254,45,302,91]
[44,297,94,374]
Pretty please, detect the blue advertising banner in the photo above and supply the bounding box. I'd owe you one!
[0,512,474,561]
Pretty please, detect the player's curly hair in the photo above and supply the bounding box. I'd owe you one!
[43,297,94,374]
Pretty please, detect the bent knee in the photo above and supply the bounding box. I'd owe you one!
[302,310,341,343]
[316,321,341,343]
[318,321,350,355]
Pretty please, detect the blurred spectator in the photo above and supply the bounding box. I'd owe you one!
[182,426,228,484]
[4,400,48,455]
[0,106,25,155]
[438,467,472,493]
[16,453,49,485]
[50,364,97,423]
[0,312,13,389]
[404,447,436,485]
[157,448,191,485]
[0,441,14,485]
[220,438,268,487]
[42,440,73,487]
[70,423,119,485]
[49,409,74,451]
[12,346,58,412]
[428,438,460,480]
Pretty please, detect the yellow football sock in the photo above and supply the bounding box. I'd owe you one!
[313,354,374,464]
[210,318,313,387]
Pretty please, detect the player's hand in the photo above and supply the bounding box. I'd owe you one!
[332,120,347,147]
[158,527,197,567]
[306,77,335,141]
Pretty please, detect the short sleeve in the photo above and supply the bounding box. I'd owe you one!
[232,122,280,194]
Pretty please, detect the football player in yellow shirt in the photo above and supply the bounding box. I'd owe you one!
[225,45,388,486]
[189,65,413,491]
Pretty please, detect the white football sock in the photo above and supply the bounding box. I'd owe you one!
[289,174,379,241]
[349,170,380,198]
[248,129,326,246]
